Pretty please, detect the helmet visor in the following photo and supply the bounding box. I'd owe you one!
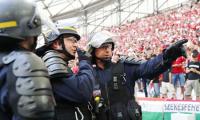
[36,6,60,35]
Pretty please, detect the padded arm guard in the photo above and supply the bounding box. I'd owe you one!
[42,50,69,76]
[120,56,146,65]
[2,51,55,119]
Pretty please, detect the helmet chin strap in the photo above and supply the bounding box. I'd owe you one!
[96,57,112,68]
[30,37,38,52]
[60,37,75,61]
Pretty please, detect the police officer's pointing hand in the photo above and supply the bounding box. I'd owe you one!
[163,39,188,61]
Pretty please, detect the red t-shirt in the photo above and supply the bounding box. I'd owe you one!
[171,56,186,74]
[198,54,200,62]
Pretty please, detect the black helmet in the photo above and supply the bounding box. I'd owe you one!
[36,27,80,58]
[46,27,81,45]
[0,0,42,42]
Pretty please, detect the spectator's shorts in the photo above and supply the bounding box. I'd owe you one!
[185,79,200,96]
[172,73,185,87]
[160,82,175,96]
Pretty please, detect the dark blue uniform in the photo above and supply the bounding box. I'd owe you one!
[0,64,24,120]
[0,51,55,120]
[51,61,95,120]
[42,50,95,120]
[96,54,169,96]
[0,65,11,120]
[93,54,171,120]
[52,60,95,102]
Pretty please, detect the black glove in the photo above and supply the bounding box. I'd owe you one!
[163,39,188,61]
[35,45,50,57]
[77,48,92,61]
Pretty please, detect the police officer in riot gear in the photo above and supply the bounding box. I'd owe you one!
[36,27,95,120]
[0,0,55,120]
[87,31,188,120]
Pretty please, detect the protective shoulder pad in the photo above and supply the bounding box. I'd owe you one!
[2,51,19,64]
[0,52,10,67]
[6,51,49,77]
[5,51,55,119]
[42,50,68,76]
[120,56,146,65]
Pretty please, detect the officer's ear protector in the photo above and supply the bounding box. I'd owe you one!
[27,12,41,29]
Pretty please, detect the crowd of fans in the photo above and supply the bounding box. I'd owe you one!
[79,2,199,57]
[107,3,200,58]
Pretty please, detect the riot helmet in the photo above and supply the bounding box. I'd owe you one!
[87,31,115,54]
[46,27,80,45]
[0,0,59,48]
[87,31,115,66]
[45,27,81,59]
[0,0,42,42]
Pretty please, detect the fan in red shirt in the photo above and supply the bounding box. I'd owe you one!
[171,56,186,99]
[171,56,186,73]
[198,53,200,61]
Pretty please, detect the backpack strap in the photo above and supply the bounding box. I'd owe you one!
[111,62,126,90]
[0,52,8,89]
